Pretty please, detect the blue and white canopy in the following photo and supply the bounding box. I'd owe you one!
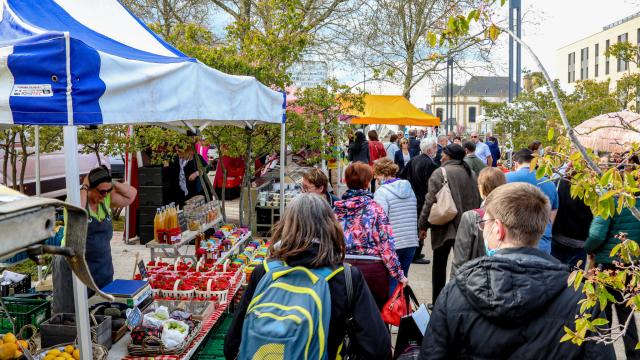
[0,0,285,127]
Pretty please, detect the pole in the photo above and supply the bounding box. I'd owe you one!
[509,0,522,102]
[124,125,133,244]
[279,121,285,214]
[63,126,92,360]
[35,126,40,196]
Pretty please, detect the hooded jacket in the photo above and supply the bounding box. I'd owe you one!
[585,202,640,264]
[224,246,391,360]
[420,247,615,360]
[334,191,405,281]
[374,179,419,250]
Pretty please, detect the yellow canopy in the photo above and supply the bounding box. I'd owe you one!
[346,95,440,127]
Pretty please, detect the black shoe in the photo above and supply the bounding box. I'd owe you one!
[412,258,431,265]
[427,303,434,311]
[418,253,426,259]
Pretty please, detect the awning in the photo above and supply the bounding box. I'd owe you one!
[345,95,440,127]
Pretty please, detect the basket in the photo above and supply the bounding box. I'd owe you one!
[89,303,129,343]
[194,278,223,304]
[127,320,202,356]
[0,297,50,333]
[34,342,108,360]
[163,280,195,300]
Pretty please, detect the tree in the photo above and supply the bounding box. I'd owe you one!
[430,0,640,348]
[335,0,492,100]
[120,0,211,38]
[78,126,130,166]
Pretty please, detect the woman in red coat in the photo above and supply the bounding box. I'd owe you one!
[367,130,386,192]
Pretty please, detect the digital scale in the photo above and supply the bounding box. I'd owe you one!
[101,279,153,309]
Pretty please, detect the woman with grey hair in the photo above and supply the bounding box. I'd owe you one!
[225,194,391,359]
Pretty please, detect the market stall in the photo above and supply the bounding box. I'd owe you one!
[574,110,640,154]
[344,95,441,127]
[0,0,285,358]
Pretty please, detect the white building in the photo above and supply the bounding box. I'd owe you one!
[556,12,640,89]
[431,76,512,134]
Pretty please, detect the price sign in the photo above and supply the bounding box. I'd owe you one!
[126,307,143,330]
[137,260,148,280]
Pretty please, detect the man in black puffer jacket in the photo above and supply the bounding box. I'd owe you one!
[420,183,614,360]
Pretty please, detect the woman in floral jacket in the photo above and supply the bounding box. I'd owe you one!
[334,162,407,309]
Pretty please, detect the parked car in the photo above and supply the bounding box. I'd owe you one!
[0,148,108,199]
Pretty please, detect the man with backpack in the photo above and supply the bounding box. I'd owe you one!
[224,194,391,360]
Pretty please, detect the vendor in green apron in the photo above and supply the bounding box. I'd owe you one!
[52,166,137,313]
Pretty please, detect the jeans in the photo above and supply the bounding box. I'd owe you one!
[551,242,586,269]
[432,239,454,302]
[390,247,417,294]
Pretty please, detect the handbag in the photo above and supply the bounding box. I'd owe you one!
[381,284,407,326]
[340,263,362,360]
[428,167,458,225]
[394,286,430,359]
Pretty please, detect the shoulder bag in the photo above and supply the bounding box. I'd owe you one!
[428,167,458,225]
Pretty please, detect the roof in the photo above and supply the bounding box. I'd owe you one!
[344,95,440,127]
[433,76,514,98]
[0,0,284,126]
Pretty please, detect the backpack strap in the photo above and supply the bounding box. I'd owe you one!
[264,260,287,274]
[343,263,353,306]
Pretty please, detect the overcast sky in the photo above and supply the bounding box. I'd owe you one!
[358,0,640,108]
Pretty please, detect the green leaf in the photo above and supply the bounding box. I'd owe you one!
[598,290,608,311]
[536,163,546,179]
[427,32,437,47]
[610,243,622,257]
[567,270,577,286]
[570,152,582,162]
[591,318,609,326]
[574,271,584,291]
[560,332,574,343]
[547,127,554,141]
[599,168,614,187]
[636,341,640,350]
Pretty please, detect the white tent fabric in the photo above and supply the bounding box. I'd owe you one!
[0,0,285,126]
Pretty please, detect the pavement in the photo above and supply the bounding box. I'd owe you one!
[108,199,630,358]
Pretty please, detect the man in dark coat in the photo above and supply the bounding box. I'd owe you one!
[420,183,614,360]
[399,137,438,264]
[408,129,421,157]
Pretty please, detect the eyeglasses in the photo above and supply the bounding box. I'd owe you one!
[471,135,478,138]
[98,187,113,196]
[476,218,495,231]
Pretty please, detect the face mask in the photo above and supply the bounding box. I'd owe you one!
[483,222,500,256]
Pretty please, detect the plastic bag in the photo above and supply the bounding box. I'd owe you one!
[161,320,189,348]
[143,306,170,329]
[381,284,407,326]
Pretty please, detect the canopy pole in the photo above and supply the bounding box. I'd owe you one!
[280,121,285,214]
[125,125,133,244]
[35,126,40,196]
[63,126,92,360]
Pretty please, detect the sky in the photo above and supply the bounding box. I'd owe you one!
[347,0,640,108]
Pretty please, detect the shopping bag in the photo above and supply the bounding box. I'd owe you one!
[381,284,407,326]
[394,287,430,359]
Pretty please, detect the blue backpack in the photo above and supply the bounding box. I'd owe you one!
[239,260,344,360]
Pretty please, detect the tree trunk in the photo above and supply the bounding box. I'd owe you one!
[10,134,17,190]
[95,147,102,166]
[402,49,415,100]
[2,132,10,186]
[18,129,28,193]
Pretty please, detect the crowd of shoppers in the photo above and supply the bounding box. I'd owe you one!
[225,128,638,359]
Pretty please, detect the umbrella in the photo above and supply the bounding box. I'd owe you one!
[574,110,640,153]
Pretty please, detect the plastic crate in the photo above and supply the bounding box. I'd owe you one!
[0,297,51,333]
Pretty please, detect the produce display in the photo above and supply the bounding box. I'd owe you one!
[41,345,80,360]
[130,306,197,350]
[0,332,28,360]
[196,225,250,262]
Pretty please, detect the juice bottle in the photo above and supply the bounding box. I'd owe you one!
[153,208,161,241]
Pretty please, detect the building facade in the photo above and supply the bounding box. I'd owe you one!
[431,76,511,133]
[556,12,640,89]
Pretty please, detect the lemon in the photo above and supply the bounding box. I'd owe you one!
[48,349,62,356]
[72,349,80,360]
[16,340,28,350]
[55,357,66,360]
[1,334,15,344]
[13,349,22,359]
[64,345,75,354]
[44,355,56,360]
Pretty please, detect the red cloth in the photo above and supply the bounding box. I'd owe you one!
[214,155,245,188]
[368,140,387,166]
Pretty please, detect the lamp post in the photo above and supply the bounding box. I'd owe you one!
[508,0,522,102]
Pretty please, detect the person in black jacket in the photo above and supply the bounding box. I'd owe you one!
[224,194,391,360]
[394,138,414,173]
[551,175,592,268]
[408,129,421,157]
[420,183,614,359]
[347,131,370,164]
[400,137,438,264]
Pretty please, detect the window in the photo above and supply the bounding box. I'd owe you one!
[468,107,477,123]
[606,39,610,75]
[436,108,443,120]
[567,52,576,82]
[618,33,629,72]
[594,43,599,77]
[580,47,589,80]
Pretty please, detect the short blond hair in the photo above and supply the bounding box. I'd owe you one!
[373,158,399,178]
[484,183,550,247]
[477,167,506,198]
